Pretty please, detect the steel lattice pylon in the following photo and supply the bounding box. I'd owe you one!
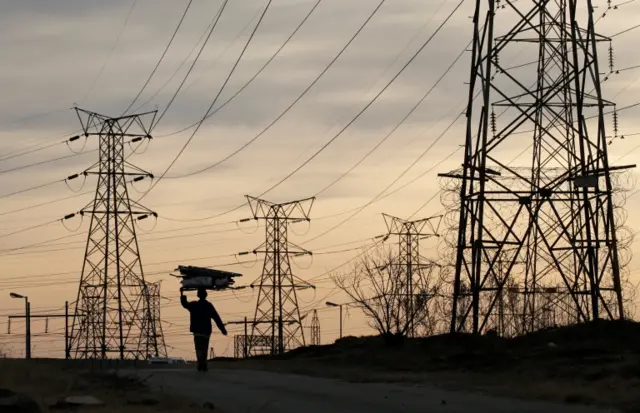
[246,196,314,356]
[143,281,167,358]
[445,0,628,335]
[383,214,442,337]
[310,309,321,346]
[69,108,165,359]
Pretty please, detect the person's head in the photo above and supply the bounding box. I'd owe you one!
[197,287,208,300]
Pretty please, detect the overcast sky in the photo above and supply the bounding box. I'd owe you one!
[1,0,640,358]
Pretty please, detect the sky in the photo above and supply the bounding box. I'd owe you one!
[1,0,640,359]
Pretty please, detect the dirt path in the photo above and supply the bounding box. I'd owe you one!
[129,368,616,413]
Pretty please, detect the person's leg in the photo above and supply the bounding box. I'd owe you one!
[193,335,202,371]
[194,335,204,371]
[202,335,211,372]
[195,335,208,371]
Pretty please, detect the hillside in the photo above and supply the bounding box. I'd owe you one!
[216,320,640,412]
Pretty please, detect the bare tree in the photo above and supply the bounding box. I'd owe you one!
[332,247,439,344]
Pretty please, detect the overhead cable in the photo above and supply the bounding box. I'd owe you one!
[138,0,274,201]
[130,5,247,113]
[611,22,640,38]
[156,0,325,140]
[123,0,195,114]
[160,0,384,180]
[82,0,139,102]
[0,130,79,161]
[0,149,95,176]
[152,0,231,128]
[82,0,138,101]
[254,0,466,200]
[314,39,468,197]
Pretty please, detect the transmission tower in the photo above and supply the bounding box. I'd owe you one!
[69,108,164,359]
[310,309,321,346]
[445,0,628,335]
[383,214,442,337]
[142,281,167,358]
[246,196,314,356]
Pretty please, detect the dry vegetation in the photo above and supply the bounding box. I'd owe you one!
[213,320,640,412]
[0,359,214,412]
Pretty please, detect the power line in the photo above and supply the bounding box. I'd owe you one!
[0,190,92,219]
[129,6,238,113]
[81,0,139,102]
[0,218,61,240]
[610,22,640,38]
[0,170,146,246]
[0,197,374,257]
[123,0,195,115]
[151,3,459,225]
[6,4,470,286]
[148,0,452,224]
[163,4,279,115]
[0,149,95,176]
[234,0,466,246]
[138,0,274,201]
[301,104,465,245]
[0,261,254,291]
[314,36,467,197]
[0,135,144,201]
[252,0,464,227]
[0,129,80,161]
[0,233,382,299]
[0,233,83,256]
[143,2,390,224]
[0,222,253,257]
[0,141,66,162]
[257,0,465,199]
[156,0,325,140]
[156,0,383,181]
[152,0,231,129]
[0,107,68,130]
[0,179,66,200]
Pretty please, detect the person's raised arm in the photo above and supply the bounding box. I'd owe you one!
[180,288,190,310]
[209,303,227,335]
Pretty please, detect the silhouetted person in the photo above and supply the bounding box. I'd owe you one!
[180,287,227,372]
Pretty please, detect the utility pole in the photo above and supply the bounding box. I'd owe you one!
[326,302,343,340]
[26,302,30,359]
[244,316,248,358]
[7,301,72,359]
[382,214,441,337]
[443,0,630,335]
[9,293,29,359]
[65,301,70,359]
[245,196,315,356]
[68,108,165,359]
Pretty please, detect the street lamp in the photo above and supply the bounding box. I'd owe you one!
[10,292,30,359]
[326,301,343,339]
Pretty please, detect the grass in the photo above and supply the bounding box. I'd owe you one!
[211,320,640,412]
[0,358,216,412]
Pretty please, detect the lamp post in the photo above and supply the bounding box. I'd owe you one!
[10,292,30,359]
[326,301,343,339]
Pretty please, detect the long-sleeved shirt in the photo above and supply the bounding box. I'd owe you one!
[180,296,227,336]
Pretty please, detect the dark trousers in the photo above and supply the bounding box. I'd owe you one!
[193,334,210,370]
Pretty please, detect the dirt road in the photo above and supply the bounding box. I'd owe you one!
[130,368,616,413]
